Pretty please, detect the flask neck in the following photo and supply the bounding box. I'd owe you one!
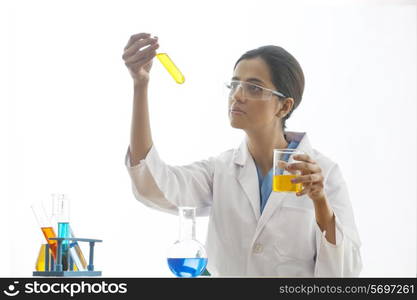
[178,207,196,241]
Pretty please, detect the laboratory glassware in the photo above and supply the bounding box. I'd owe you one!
[52,194,88,271]
[68,228,88,271]
[167,207,207,277]
[156,52,185,84]
[31,201,57,259]
[273,149,304,193]
[35,244,49,271]
[51,193,71,270]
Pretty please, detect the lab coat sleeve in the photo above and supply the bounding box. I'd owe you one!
[125,144,214,216]
[314,163,363,277]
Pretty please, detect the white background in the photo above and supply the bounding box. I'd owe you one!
[0,0,415,277]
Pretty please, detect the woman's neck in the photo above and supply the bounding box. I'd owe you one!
[246,124,288,177]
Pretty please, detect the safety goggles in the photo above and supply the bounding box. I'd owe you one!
[225,80,287,101]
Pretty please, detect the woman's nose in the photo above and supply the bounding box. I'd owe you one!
[230,86,245,103]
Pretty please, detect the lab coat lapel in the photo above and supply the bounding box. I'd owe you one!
[233,137,261,221]
[252,190,290,241]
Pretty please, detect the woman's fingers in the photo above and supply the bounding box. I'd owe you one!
[124,32,151,51]
[286,161,321,174]
[126,47,158,67]
[293,154,315,164]
[128,52,156,71]
[277,160,288,169]
[296,184,310,196]
[291,173,324,184]
[278,161,299,175]
[289,155,326,199]
[123,32,159,82]
[123,37,158,59]
[124,41,159,64]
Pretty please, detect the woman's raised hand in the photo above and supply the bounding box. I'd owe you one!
[123,32,159,85]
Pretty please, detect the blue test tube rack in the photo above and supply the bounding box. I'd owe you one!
[33,237,103,277]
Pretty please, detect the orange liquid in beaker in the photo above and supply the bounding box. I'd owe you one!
[273,175,302,192]
[41,226,57,259]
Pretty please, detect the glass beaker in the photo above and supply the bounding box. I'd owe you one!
[273,149,304,193]
[167,207,208,278]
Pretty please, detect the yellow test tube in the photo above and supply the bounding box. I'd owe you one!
[156,53,185,84]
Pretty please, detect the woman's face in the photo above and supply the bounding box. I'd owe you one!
[228,57,288,132]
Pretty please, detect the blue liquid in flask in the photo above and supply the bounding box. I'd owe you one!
[167,258,208,278]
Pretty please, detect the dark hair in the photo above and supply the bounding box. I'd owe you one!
[233,45,305,130]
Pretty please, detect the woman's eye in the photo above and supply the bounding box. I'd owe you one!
[230,82,239,90]
[248,85,262,93]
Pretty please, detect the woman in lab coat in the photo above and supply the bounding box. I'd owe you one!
[122,32,362,277]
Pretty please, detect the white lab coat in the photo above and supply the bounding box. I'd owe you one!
[125,131,362,277]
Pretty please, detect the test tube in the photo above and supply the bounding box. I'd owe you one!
[51,194,88,271]
[52,194,70,245]
[68,228,88,271]
[52,194,71,270]
[31,202,57,259]
[156,52,185,84]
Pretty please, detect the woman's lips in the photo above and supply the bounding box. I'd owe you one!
[230,108,246,115]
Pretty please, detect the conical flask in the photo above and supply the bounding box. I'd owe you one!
[167,207,208,277]
[35,244,49,271]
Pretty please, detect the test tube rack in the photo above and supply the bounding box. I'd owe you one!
[33,237,102,277]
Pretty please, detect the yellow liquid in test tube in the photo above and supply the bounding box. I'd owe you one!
[156,53,185,84]
[273,175,302,193]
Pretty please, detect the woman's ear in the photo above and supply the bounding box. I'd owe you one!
[276,98,294,118]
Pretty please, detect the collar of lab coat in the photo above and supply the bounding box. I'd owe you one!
[232,131,313,167]
[232,131,314,228]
